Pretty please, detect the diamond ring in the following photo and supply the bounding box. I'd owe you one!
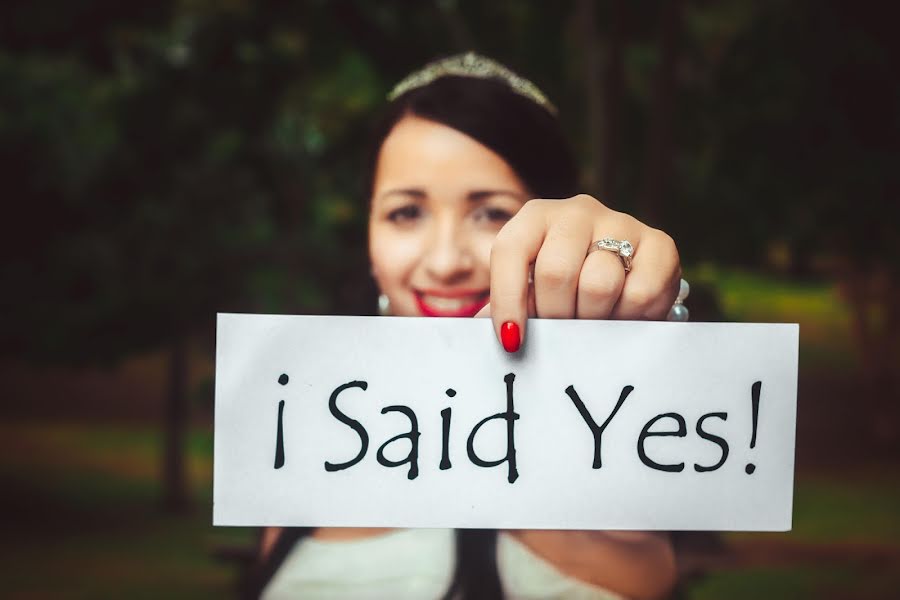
[587,238,635,272]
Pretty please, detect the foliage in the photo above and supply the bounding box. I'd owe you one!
[3,421,899,597]
[673,0,898,270]
[0,0,895,366]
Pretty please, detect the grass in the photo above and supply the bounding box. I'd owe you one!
[1,269,893,598]
[0,422,253,599]
[689,566,857,600]
[1,419,898,598]
[791,472,900,544]
[686,264,859,371]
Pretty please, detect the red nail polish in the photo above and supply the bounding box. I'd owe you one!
[501,321,521,353]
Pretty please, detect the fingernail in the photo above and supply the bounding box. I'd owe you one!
[500,321,521,353]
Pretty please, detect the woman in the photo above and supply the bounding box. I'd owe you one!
[256,53,683,600]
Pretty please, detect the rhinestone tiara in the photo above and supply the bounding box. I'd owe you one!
[387,52,558,115]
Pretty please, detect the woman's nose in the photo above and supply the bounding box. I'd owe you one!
[423,223,475,282]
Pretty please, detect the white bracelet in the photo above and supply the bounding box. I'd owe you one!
[667,278,690,321]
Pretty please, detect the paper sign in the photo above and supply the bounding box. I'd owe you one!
[214,314,798,531]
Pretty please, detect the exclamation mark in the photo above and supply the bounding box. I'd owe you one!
[274,373,289,469]
[745,380,761,475]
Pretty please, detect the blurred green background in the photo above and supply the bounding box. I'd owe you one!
[1,0,897,598]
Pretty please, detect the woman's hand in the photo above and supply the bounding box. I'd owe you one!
[476,195,681,597]
[478,194,682,351]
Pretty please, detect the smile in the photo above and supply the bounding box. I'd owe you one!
[414,289,490,318]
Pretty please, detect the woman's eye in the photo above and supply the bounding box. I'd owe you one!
[473,206,514,224]
[387,205,422,223]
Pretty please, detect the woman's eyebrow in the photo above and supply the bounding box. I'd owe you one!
[377,188,427,201]
[467,189,527,202]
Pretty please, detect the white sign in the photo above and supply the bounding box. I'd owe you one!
[214,314,798,531]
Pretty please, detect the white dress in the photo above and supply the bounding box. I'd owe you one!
[262,528,626,599]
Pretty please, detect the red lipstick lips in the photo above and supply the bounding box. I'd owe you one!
[414,289,489,318]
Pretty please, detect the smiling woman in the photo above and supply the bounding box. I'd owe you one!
[369,114,529,319]
[255,54,680,600]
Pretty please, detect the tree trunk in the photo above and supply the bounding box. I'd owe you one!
[575,0,604,196]
[601,0,625,202]
[575,0,625,201]
[637,0,684,226]
[835,264,900,449]
[162,336,190,512]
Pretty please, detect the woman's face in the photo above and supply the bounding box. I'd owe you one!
[369,115,529,317]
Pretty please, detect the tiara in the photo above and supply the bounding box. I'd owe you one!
[387,52,558,115]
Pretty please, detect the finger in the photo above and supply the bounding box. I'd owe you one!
[533,215,594,319]
[485,286,536,319]
[645,273,683,320]
[610,229,681,320]
[474,302,491,318]
[527,279,537,318]
[476,281,536,320]
[575,248,627,319]
[490,200,549,352]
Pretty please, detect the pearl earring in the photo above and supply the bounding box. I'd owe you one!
[378,294,391,316]
[666,279,690,321]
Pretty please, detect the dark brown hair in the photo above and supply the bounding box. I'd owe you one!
[364,74,579,201]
